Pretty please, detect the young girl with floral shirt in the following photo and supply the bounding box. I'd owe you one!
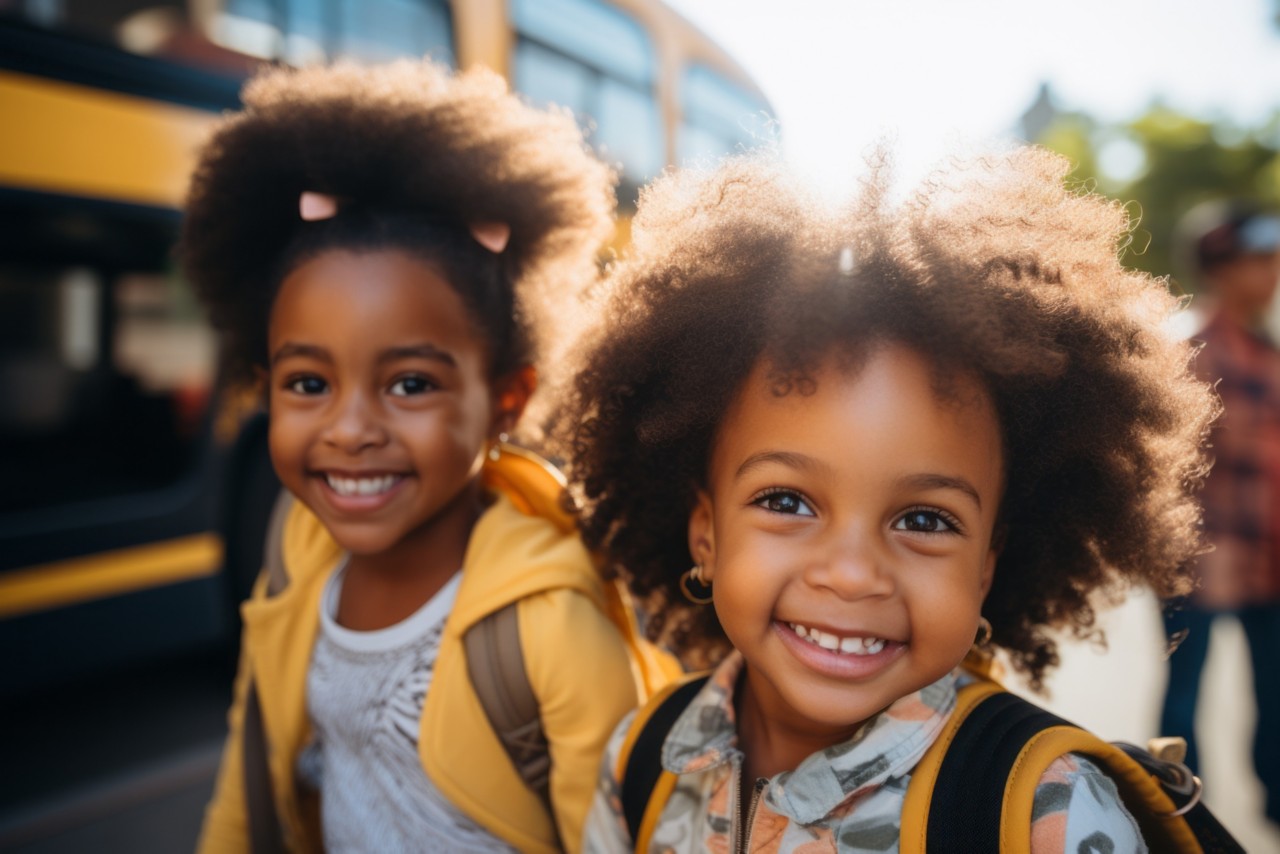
[559,148,1217,852]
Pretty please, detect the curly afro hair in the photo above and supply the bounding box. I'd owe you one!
[556,147,1218,687]
[181,59,615,388]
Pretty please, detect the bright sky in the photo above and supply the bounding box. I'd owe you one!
[667,0,1280,191]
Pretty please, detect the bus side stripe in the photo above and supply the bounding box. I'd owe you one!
[0,533,224,618]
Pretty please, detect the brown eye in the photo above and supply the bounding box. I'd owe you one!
[753,490,815,516]
[894,509,959,534]
[389,375,436,396]
[287,375,327,395]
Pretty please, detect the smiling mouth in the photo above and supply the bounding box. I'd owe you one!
[323,473,404,497]
[788,622,888,656]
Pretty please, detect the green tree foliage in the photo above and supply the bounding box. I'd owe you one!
[1033,105,1280,294]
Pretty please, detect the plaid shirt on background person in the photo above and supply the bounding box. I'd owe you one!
[1192,311,1280,609]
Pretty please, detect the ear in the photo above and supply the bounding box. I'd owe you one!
[251,365,271,411]
[490,365,537,436]
[688,489,717,580]
[979,546,998,601]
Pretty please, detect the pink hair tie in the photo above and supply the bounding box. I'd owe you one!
[299,193,509,255]
[299,191,339,221]
[469,221,511,254]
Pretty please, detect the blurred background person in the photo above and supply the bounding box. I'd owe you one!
[1162,200,1280,827]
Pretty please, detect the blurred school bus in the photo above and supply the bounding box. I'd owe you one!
[0,0,771,697]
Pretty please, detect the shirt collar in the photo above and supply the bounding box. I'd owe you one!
[661,650,960,824]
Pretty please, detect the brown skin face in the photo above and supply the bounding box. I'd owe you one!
[688,344,1003,781]
[267,248,531,628]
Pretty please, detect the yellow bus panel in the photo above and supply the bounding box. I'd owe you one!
[0,69,220,208]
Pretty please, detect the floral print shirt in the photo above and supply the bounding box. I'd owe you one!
[583,652,1147,853]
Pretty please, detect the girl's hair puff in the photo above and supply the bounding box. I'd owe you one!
[558,147,1217,687]
[181,59,615,387]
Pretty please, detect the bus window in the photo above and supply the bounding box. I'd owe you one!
[280,0,327,66]
[211,0,279,58]
[679,63,770,164]
[512,0,662,191]
[114,271,216,439]
[335,0,452,65]
[209,0,452,65]
[0,197,213,514]
[14,0,186,42]
[0,266,91,434]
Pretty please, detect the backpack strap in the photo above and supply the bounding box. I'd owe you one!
[461,440,678,843]
[1112,743,1243,854]
[617,673,710,852]
[901,679,1242,853]
[242,489,293,854]
[463,602,560,850]
[899,678,1004,854]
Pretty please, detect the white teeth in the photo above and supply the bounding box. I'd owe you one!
[789,623,887,656]
[840,636,865,654]
[325,474,399,497]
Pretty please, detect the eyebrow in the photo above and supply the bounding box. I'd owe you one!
[734,451,984,510]
[734,450,829,480]
[897,473,983,510]
[270,342,329,366]
[377,344,457,368]
[269,343,457,368]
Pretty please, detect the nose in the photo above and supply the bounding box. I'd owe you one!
[321,388,388,453]
[804,527,895,601]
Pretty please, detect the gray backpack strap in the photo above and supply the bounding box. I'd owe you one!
[464,602,561,849]
[243,679,285,854]
[243,490,293,854]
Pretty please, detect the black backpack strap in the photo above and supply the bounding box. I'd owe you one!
[242,489,293,854]
[463,602,561,850]
[926,691,1065,851]
[618,674,709,847]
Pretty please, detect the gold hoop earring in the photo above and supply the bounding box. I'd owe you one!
[679,565,713,605]
[975,616,993,648]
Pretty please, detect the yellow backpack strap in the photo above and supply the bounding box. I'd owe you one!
[470,442,680,846]
[998,727,1207,853]
[480,441,574,533]
[617,672,710,853]
[601,577,685,701]
[482,441,682,703]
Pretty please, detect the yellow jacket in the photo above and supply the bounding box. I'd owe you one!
[198,448,676,853]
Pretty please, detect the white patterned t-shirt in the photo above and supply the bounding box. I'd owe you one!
[298,563,520,854]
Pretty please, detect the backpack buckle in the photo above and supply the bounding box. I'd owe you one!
[1115,740,1204,817]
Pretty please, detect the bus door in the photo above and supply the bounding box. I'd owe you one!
[0,15,250,698]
